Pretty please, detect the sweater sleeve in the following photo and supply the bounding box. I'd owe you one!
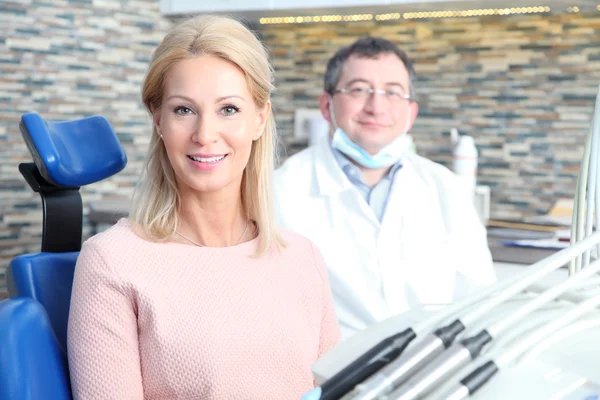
[67,241,144,400]
[310,242,341,358]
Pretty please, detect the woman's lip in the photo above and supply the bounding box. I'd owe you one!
[187,154,227,171]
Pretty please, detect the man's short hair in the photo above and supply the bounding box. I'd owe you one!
[324,37,416,99]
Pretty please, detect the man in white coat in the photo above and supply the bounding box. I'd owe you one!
[274,37,496,339]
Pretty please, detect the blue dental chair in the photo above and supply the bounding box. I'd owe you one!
[0,113,127,400]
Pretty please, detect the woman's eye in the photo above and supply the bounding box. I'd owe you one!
[221,105,240,116]
[174,106,193,115]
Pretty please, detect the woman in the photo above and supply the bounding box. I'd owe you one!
[67,15,340,399]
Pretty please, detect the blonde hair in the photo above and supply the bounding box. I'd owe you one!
[131,15,283,255]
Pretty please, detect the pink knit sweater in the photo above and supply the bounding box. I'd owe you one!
[67,218,340,400]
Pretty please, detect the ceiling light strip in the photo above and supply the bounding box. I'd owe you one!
[259,14,373,24]
[259,6,552,25]
[403,6,551,20]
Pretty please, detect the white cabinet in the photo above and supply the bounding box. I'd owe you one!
[271,0,387,9]
[160,0,460,16]
[160,0,271,14]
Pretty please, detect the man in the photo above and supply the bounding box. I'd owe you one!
[274,37,496,339]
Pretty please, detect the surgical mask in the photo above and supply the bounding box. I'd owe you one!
[329,97,412,169]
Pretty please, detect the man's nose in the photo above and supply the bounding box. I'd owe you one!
[363,90,387,115]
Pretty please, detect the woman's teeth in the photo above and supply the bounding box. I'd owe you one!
[188,155,225,163]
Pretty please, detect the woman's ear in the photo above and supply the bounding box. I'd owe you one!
[151,105,160,128]
[255,101,271,140]
[151,105,163,138]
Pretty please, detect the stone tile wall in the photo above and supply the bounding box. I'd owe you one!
[259,11,600,220]
[0,0,172,297]
[2,5,600,296]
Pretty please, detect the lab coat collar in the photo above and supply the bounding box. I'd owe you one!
[313,136,413,197]
[313,136,355,196]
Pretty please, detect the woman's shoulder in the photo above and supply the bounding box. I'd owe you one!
[274,228,329,285]
[277,227,314,249]
[84,218,142,249]
[78,218,175,278]
[276,228,325,264]
[81,218,168,264]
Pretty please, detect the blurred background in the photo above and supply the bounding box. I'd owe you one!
[2,0,600,296]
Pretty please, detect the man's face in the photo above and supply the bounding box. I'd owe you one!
[320,53,419,156]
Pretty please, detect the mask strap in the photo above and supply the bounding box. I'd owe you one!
[403,120,409,136]
[328,95,338,130]
[403,109,412,136]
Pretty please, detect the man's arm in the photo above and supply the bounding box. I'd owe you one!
[447,183,497,298]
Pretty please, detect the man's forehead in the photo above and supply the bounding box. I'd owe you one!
[339,53,410,85]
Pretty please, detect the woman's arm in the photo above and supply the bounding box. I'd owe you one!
[67,241,144,400]
[310,242,341,358]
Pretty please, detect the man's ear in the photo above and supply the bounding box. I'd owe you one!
[406,102,419,132]
[319,92,333,124]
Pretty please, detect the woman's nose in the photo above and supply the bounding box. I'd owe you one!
[191,114,218,144]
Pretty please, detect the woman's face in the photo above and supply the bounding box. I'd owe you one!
[154,55,269,197]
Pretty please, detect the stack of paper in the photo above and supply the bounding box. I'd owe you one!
[523,198,573,227]
[500,239,570,250]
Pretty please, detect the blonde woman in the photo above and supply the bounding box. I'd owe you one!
[67,15,340,399]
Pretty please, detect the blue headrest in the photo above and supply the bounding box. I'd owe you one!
[20,112,127,187]
[9,252,78,351]
[0,298,72,400]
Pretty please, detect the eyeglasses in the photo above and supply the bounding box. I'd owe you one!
[332,85,412,103]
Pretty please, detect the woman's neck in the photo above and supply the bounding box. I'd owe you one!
[176,187,249,247]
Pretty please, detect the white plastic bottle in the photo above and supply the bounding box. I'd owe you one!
[452,134,478,195]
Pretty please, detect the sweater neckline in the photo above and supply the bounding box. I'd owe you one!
[119,218,261,252]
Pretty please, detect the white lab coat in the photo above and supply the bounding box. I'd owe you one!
[274,137,496,339]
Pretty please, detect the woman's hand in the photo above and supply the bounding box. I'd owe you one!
[300,387,321,400]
